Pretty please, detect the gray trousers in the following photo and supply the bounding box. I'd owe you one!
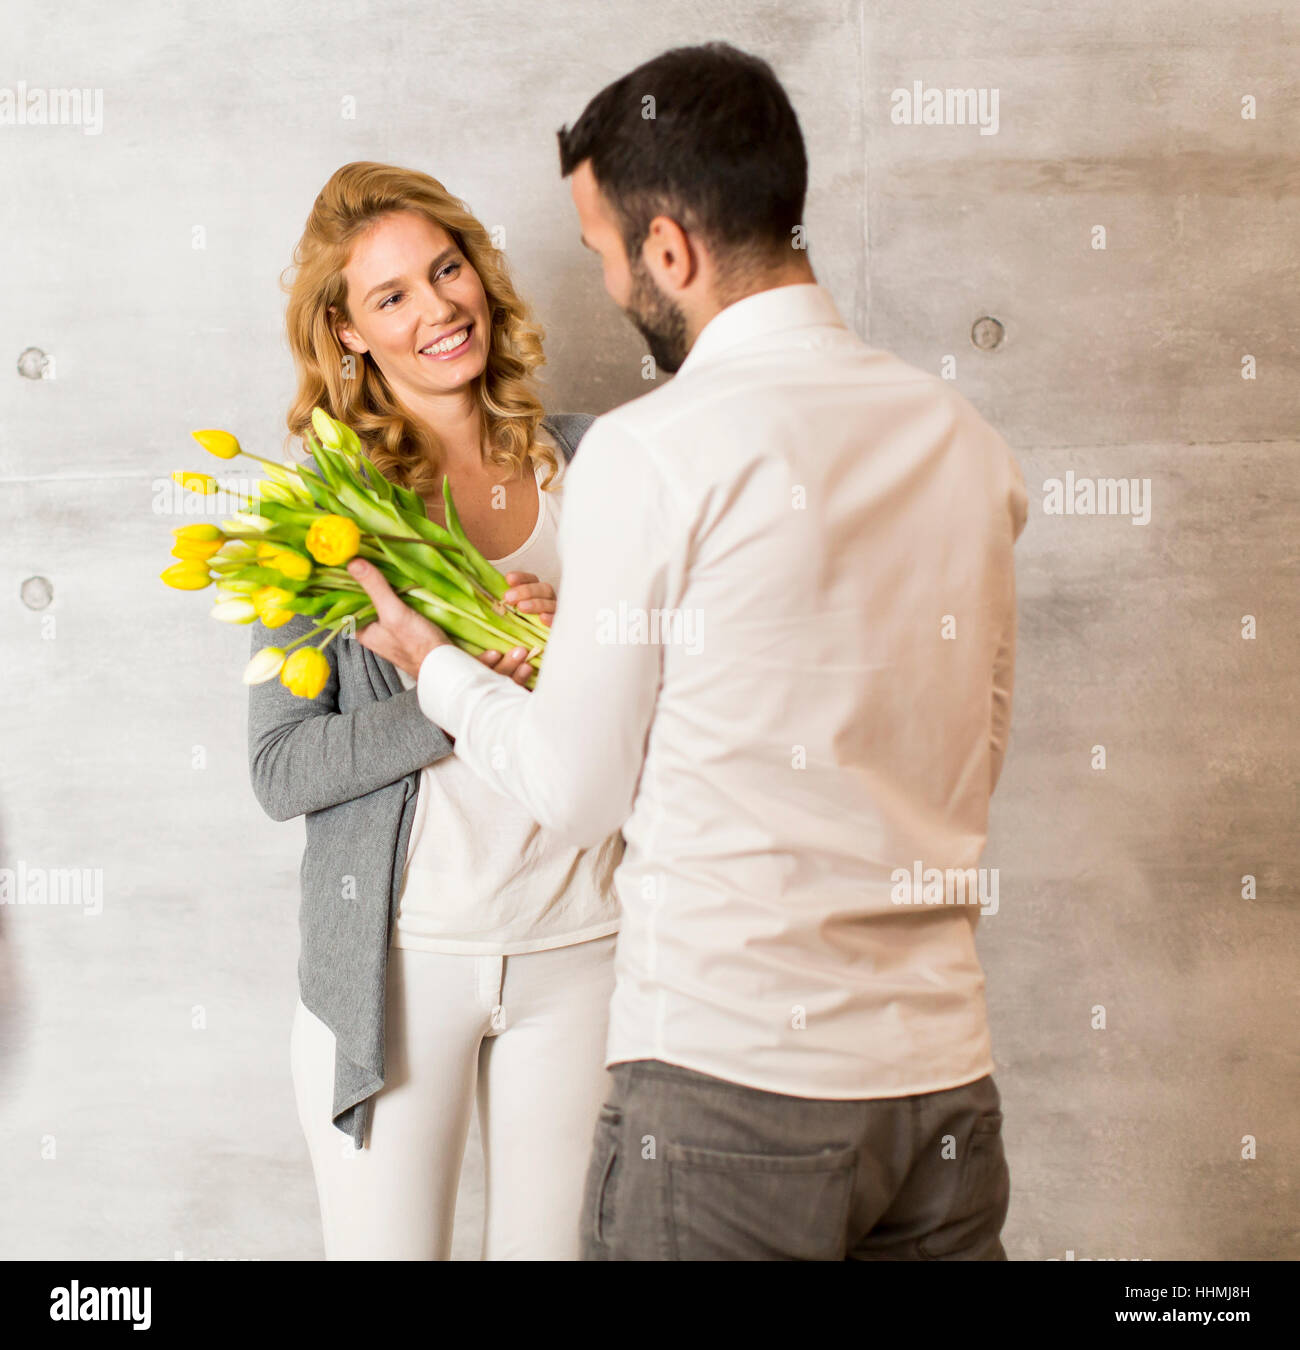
[579,1059,1010,1260]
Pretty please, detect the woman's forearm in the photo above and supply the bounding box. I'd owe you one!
[250,689,452,820]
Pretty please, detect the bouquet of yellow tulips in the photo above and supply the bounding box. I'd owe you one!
[160,407,549,695]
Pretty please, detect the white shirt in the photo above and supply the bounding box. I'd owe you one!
[393,443,623,955]
[416,283,1028,1098]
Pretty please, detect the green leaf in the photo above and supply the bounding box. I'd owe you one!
[318,446,360,493]
[304,434,347,494]
[403,588,517,653]
[284,592,338,615]
[257,500,320,527]
[320,592,371,624]
[235,564,311,592]
[296,469,335,512]
[393,482,426,516]
[357,452,395,503]
[401,504,461,553]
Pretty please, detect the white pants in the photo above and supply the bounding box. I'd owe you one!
[290,932,617,1260]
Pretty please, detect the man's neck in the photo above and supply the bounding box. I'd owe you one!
[684,260,818,350]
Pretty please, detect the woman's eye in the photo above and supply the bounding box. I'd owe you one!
[379,292,402,309]
[437,262,461,280]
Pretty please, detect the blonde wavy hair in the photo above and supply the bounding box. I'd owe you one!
[282,161,558,500]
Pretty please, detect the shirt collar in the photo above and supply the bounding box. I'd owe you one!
[675,282,847,376]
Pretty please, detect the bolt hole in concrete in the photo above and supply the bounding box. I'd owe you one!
[16,347,49,378]
[970,316,1004,351]
[21,576,53,610]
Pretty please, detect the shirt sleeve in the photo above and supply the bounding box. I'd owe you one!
[990,450,1029,794]
[415,415,680,848]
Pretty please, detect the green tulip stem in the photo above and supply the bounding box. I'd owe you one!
[279,627,324,653]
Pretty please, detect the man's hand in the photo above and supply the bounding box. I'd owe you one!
[347,558,540,687]
[346,557,449,679]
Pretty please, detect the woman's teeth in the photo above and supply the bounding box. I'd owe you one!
[421,327,470,356]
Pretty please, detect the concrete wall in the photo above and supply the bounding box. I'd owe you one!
[1,0,1295,1259]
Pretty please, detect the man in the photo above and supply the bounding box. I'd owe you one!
[349,42,1028,1260]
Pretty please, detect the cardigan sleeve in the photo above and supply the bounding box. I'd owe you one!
[246,611,453,822]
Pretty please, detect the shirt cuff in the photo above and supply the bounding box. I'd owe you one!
[415,644,496,739]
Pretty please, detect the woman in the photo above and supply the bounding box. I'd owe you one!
[247,161,623,1259]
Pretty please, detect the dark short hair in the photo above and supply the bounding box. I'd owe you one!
[557,42,807,272]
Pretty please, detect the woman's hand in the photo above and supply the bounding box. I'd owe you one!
[501,571,556,627]
[476,572,553,686]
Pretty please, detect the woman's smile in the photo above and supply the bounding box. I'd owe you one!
[418,321,474,361]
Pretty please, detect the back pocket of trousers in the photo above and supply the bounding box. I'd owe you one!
[667,1141,857,1261]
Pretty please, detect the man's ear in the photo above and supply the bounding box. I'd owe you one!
[329,304,368,355]
[641,215,698,294]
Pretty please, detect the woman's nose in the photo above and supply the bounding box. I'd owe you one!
[419,286,456,324]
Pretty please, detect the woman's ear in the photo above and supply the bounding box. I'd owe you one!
[329,304,368,355]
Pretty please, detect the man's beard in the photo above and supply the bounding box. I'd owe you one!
[623,256,689,374]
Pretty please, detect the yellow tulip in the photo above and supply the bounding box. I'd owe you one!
[216,539,257,562]
[264,547,313,581]
[311,406,364,461]
[257,479,296,505]
[173,470,219,495]
[262,583,294,605]
[173,523,224,542]
[192,429,242,460]
[281,646,331,698]
[253,586,296,628]
[261,463,315,505]
[305,514,362,565]
[219,513,275,536]
[160,561,212,590]
[215,579,259,599]
[264,462,307,485]
[311,406,343,450]
[171,536,225,561]
[211,599,258,624]
[243,646,287,685]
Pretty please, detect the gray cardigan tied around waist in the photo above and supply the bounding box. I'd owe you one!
[247,413,594,1149]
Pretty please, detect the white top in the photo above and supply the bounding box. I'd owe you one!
[392,440,624,955]
[416,283,1028,1098]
